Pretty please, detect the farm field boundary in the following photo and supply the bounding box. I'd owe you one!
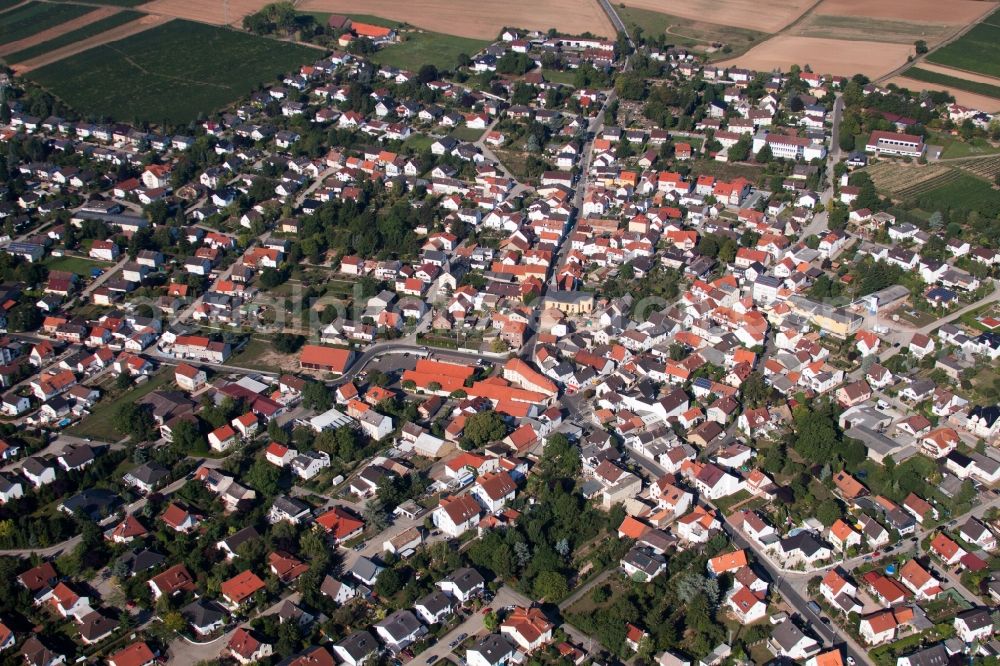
[3,10,143,64]
[0,2,96,48]
[902,66,1000,101]
[26,20,317,125]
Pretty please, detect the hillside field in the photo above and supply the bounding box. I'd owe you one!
[27,20,317,125]
[3,10,143,64]
[0,2,96,47]
[616,5,765,58]
[926,9,1000,79]
[296,0,614,40]
[902,67,1000,101]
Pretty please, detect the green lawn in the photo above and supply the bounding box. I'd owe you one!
[371,30,489,71]
[711,489,752,515]
[68,370,173,441]
[926,9,1000,78]
[44,254,112,275]
[4,9,143,63]
[404,133,434,152]
[541,68,578,86]
[27,20,317,125]
[449,126,486,142]
[0,1,96,47]
[928,134,1000,159]
[902,66,1000,101]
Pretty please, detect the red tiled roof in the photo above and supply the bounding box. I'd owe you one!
[221,570,265,604]
[109,641,156,666]
[300,345,352,372]
[315,507,365,540]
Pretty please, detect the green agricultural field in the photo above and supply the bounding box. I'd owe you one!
[371,30,489,71]
[0,0,27,11]
[911,172,1000,218]
[48,0,147,5]
[0,1,96,47]
[926,9,1000,78]
[27,21,317,125]
[3,10,142,63]
[616,5,765,57]
[903,67,1000,101]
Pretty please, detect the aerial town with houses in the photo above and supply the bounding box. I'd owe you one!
[0,5,999,666]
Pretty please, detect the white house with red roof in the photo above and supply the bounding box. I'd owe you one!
[501,607,553,652]
[930,533,966,565]
[898,559,942,600]
[471,471,517,513]
[433,494,481,538]
[855,330,880,357]
[175,363,207,392]
[227,628,273,665]
[264,442,297,467]
[232,412,259,439]
[209,424,238,452]
[726,586,767,624]
[39,582,91,621]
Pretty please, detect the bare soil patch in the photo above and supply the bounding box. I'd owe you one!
[13,14,170,73]
[296,0,614,40]
[888,75,1000,112]
[715,35,915,77]
[137,0,273,26]
[621,0,815,33]
[915,62,1000,87]
[0,6,117,56]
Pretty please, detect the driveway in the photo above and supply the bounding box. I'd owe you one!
[415,586,532,665]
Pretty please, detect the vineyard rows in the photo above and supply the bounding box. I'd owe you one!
[955,155,1000,181]
[864,162,956,198]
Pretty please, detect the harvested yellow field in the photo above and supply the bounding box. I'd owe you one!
[296,0,614,40]
[138,0,275,26]
[715,36,916,78]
